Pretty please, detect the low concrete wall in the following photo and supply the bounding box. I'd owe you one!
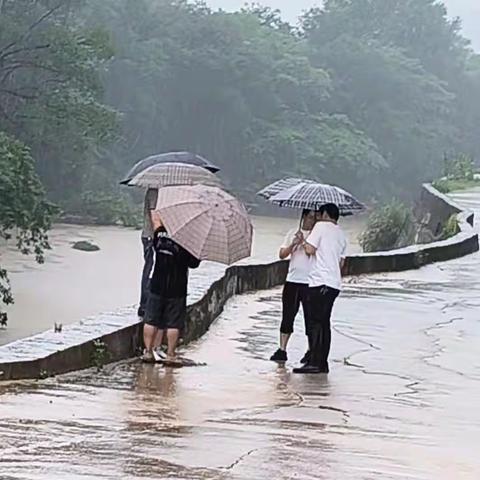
[416,184,463,233]
[0,184,477,381]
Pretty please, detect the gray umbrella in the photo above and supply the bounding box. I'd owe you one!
[120,151,219,185]
[128,162,223,189]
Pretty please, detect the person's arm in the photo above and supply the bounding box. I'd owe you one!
[279,230,302,259]
[279,244,294,260]
[339,237,347,275]
[177,245,200,269]
[305,223,321,256]
[186,253,200,269]
[150,210,163,232]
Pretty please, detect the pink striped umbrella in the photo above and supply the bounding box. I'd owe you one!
[154,185,253,265]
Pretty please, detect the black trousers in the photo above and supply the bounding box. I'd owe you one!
[139,236,155,310]
[280,282,311,336]
[308,285,340,368]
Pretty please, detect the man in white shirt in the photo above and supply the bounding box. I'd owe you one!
[270,209,316,363]
[293,203,347,374]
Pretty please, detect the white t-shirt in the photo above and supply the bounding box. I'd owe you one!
[281,229,312,284]
[307,222,347,290]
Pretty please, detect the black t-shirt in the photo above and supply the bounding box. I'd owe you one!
[149,228,200,298]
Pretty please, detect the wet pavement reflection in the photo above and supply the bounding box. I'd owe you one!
[1,192,480,479]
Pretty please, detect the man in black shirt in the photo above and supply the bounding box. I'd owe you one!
[142,211,200,364]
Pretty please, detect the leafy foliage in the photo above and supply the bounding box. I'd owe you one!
[82,0,385,200]
[91,339,110,371]
[0,132,57,322]
[443,153,475,181]
[440,214,460,240]
[359,201,414,252]
[0,0,118,204]
[432,153,480,193]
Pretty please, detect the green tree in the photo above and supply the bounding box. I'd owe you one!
[84,0,385,201]
[303,0,470,81]
[0,0,118,206]
[0,132,57,324]
[302,3,461,196]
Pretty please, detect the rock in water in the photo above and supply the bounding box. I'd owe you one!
[72,241,100,252]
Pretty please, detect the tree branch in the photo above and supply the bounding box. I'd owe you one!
[0,88,37,100]
[0,43,51,62]
[0,2,66,57]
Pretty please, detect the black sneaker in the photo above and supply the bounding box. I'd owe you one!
[293,364,322,374]
[293,363,329,374]
[300,350,311,364]
[270,348,287,362]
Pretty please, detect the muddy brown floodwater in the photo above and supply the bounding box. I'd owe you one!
[0,214,364,346]
[1,192,480,479]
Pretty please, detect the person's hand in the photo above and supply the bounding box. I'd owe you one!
[291,231,304,250]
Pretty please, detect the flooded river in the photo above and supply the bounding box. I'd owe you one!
[1,192,480,479]
[0,214,364,346]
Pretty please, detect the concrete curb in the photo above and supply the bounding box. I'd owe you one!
[0,184,478,381]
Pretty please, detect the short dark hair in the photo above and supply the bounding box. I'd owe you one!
[302,208,313,218]
[320,203,340,221]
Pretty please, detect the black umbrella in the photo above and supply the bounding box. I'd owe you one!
[120,151,220,185]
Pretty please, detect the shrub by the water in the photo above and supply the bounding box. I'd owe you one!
[359,201,414,253]
[440,215,460,240]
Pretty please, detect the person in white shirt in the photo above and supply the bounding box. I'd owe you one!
[293,203,347,374]
[270,209,317,363]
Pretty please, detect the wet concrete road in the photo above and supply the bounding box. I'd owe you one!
[1,192,480,479]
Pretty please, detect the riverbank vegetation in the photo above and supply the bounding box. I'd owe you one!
[432,154,480,193]
[359,201,414,253]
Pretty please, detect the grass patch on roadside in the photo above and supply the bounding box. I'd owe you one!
[432,178,480,194]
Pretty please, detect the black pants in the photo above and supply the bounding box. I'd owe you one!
[308,285,340,368]
[280,282,311,336]
[139,237,155,310]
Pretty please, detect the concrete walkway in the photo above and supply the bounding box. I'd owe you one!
[1,190,479,479]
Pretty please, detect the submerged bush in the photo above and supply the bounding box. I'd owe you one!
[359,201,414,253]
[440,214,460,240]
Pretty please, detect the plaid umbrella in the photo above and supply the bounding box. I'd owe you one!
[268,182,365,215]
[257,177,316,200]
[154,185,252,265]
[127,162,222,189]
[120,151,219,185]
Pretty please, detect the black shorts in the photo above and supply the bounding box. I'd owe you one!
[144,293,186,330]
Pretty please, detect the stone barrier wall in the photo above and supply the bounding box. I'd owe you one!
[0,184,477,381]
